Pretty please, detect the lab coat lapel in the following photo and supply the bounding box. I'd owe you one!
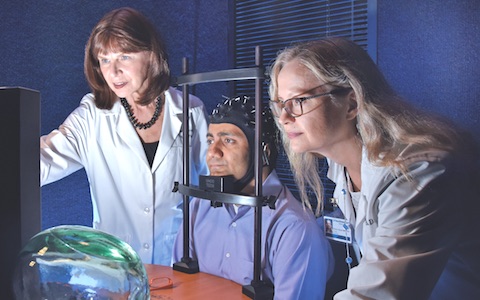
[115,101,150,166]
[327,160,356,225]
[151,89,183,173]
[356,148,390,249]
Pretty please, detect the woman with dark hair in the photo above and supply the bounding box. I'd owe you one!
[40,7,208,266]
[269,37,479,299]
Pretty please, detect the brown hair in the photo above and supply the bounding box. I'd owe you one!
[84,7,170,109]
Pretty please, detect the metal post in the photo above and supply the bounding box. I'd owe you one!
[242,46,274,299]
[173,57,199,273]
[253,45,263,283]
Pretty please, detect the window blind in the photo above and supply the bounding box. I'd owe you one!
[231,0,376,210]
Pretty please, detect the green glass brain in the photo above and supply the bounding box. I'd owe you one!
[13,225,150,299]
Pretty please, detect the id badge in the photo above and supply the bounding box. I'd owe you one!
[324,216,353,244]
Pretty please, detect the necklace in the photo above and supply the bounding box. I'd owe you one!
[120,96,162,130]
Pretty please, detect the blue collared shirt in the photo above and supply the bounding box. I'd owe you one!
[173,170,334,299]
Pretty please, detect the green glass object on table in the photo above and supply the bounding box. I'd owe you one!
[13,225,149,299]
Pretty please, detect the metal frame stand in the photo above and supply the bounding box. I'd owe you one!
[172,47,274,299]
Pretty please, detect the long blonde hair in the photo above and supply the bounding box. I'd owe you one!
[269,37,463,216]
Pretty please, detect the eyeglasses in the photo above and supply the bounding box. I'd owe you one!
[269,84,352,118]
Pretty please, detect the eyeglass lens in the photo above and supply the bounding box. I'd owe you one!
[270,87,351,118]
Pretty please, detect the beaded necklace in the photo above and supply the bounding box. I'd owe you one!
[120,96,162,130]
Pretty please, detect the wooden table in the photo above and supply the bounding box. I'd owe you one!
[145,264,250,300]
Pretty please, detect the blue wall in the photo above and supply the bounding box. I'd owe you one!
[377,0,480,144]
[1,0,478,229]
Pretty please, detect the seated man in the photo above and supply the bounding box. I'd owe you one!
[173,95,334,299]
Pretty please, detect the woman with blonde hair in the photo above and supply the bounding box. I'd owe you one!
[269,37,479,299]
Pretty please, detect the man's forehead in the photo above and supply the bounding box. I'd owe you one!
[208,123,245,137]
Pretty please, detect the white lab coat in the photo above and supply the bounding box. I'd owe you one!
[330,146,480,299]
[40,87,208,265]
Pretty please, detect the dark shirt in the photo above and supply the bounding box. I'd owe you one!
[142,141,159,167]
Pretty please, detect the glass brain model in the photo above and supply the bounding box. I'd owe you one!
[13,225,149,299]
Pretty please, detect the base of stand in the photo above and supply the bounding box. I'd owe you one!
[242,281,274,300]
[173,258,199,274]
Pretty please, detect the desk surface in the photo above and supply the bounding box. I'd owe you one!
[145,264,250,300]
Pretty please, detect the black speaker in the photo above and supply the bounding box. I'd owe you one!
[0,87,41,298]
